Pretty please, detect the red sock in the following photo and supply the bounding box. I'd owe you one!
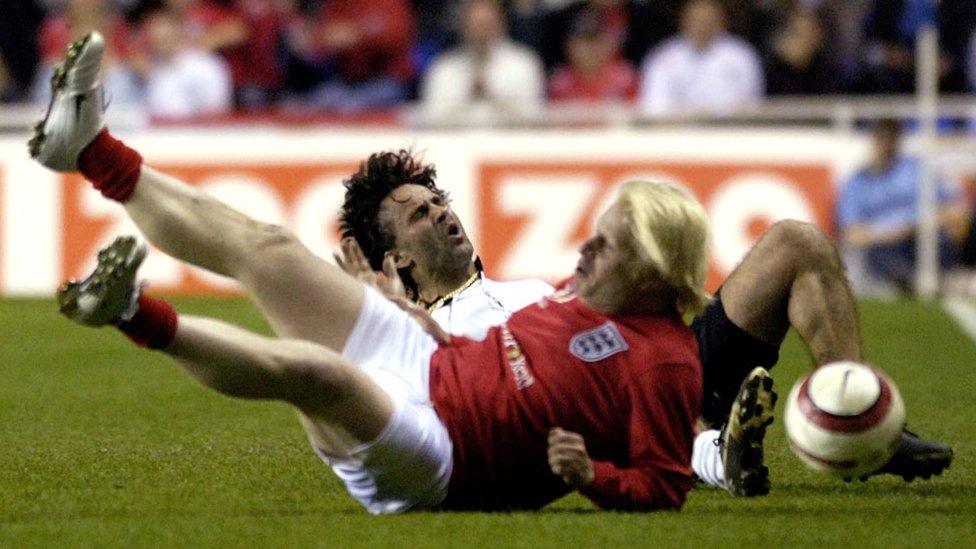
[78,128,143,202]
[117,295,178,350]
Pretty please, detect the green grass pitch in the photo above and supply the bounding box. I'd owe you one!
[2,297,974,547]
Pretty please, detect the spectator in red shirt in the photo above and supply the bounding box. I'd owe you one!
[548,9,638,103]
[292,0,415,112]
[166,0,284,108]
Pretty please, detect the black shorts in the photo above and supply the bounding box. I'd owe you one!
[691,291,780,426]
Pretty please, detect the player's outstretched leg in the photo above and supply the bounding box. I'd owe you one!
[720,367,776,497]
[31,31,364,353]
[713,220,952,482]
[58,235,394,456]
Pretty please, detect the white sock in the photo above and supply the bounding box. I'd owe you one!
[692,429,725,488]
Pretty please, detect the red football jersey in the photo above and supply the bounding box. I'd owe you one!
[429,287,702,511]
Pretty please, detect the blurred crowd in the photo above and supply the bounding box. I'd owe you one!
[839,117,976,296]
[1,0,975,120]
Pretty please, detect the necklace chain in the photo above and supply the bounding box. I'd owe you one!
[425,271,480,313]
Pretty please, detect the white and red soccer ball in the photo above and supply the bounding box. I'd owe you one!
[784,361,906,479]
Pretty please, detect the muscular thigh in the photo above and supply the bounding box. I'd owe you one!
[289,348,396,458]
[232,225,366,352]
[717,230,795,344]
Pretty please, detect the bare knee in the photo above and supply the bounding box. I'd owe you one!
[228,223,304,278]
[250,223,305,261]
[765,220,842,273]
[252,222,298,248]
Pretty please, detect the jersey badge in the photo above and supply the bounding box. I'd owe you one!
[569,322,628,362]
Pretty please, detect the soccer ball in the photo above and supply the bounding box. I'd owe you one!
[784,361,905,479]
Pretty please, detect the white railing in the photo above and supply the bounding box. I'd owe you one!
[2,95,974,133]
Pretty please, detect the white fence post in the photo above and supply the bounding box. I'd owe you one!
[915,23,941,299]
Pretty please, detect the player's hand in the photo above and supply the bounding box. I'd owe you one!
[378,253,408,300]
[548,427,594,489]
[335,239,447,344]
[383,256,452,346]
[334,238,407,300]
[334,237,376,283]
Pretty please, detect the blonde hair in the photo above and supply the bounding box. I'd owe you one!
[615,180,711,316]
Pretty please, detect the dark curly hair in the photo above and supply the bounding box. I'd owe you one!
[338,150,446,298]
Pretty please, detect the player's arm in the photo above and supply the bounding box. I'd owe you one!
[549,363,700,511]
[547,426,680,512]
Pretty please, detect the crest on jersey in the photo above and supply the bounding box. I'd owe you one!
[569,322,628,362]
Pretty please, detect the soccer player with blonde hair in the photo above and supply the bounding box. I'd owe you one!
[32,33,952,514]
[336,159,953,496]
[33,33,722,513]
[614,179,712,317]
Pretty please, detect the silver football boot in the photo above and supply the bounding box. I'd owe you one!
[58,236,147,326]
[721,367,777,497]
[28,31,106,171]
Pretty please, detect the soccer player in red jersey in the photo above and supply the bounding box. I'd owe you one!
[30,33,952,513]
[32,32,712,514]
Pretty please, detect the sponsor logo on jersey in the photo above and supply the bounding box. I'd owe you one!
[501,324,535,389]
[569,322,628,362]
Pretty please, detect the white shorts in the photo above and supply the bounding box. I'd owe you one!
[316,286,453,514]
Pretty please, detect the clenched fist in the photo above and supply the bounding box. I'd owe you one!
[548,427,594,489]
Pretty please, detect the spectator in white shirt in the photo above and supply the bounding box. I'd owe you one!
[639,0,764,116]
[137,6,233,120]
[419,0,545,125]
